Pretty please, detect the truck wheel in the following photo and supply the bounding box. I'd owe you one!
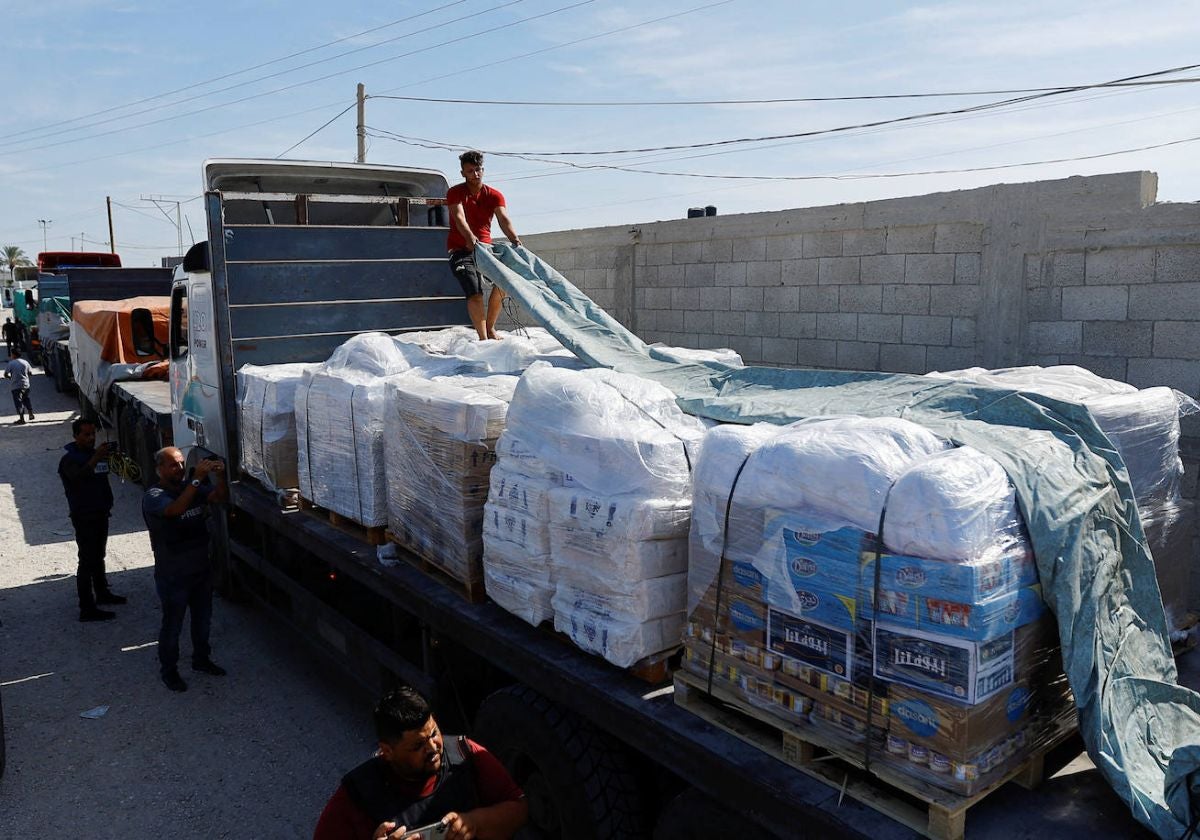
[473,685,649,840]
[652,786,743,839]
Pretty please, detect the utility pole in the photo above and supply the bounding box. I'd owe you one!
[176,202,182,256]
[106,196,116,254]
[37,219,52,252]
[357,82,366,163]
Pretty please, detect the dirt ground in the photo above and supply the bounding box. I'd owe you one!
[0,370,374,838]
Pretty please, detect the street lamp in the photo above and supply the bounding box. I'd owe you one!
[36,219,52,252]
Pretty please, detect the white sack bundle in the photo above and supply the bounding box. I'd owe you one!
[237,362,316,491]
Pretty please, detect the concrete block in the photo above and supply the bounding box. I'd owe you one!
[1154,322,1200,360]
[685,310,714,334]
[715,262,748,287]
[926,346,979,372]
[658,264,685,287]
[817,312,859,341]
[764,286,800,313]
[685,263,717,287]
[839,284,883,313]
[886,225,936,254]
[762,337,799,366]
[695,334,727,350]
[1027,321,1082,354]
[819,256,861,285]
[780,312,818,339]
[800,286,839,313]
[930,286,979,317]
[645,243,672,266]
[861,254,906,285]
[1086,247,1156,285]
[638,264,660,284]
[883,284,930,315]
[713,310,746,336]
[748,261,784,287]
[902,315,952,346]
[732,238,767,262]
[644,287,672,310]
[766,234,805,261]
[952,317,976,348]
[727,335,763,364]
[1026,354,1062,367]
[673,241,703,264]
[935,223,983,253]
[905,253,956,285]
[857,313,903,343]
[731,287,765,312]
[1057,355,1128,383]
[699,287,731,311]
[671,287,700,310]
[635,288,646,311]
[955,253,982,285]
[1128,358,1200,396]
[702,239,733,263]
[1061,286,1128,321]
[796,339,839,369]
[746,311,781,337]
[880,343,927,374]
[1156,246,1200,283]
[651,310,682,336]
[638,309,655,331]
[1130,283,1200,320]
[782,259,820,286]
[1024,288,1061,321]
[1047,252,1085,287]
[1081,321,1152,357]
[837,341,880,370]
[843,228,886,256]
[803,231,843,258]
[591,288,616,311]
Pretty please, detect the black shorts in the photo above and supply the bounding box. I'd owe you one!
[449,249,487,297]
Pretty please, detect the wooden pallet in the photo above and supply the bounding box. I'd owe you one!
[547,632,678,685]
[673,669,1077,840]
[298,497,387,546]
[385,530,487,603]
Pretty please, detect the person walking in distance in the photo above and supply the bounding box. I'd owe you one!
[59,418,128,622]
[142,447,228,692]
[2,318,17,355]
[4,348,34,424]
[446,150,522,341]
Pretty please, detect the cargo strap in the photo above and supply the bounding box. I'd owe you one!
[706,450,755,697]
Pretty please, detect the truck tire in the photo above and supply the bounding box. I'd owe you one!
[652,787,744,839]
[473,685,649,840]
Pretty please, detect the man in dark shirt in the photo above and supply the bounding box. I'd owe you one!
[142,446,227,692]
[2,318,17,355]
[314,684,527,840]
[58,418,127,622]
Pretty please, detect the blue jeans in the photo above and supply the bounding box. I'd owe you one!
[156,572,213,676]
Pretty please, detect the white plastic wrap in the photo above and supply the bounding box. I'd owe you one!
[552,572,687,623]
[482,497,556,625]
[649,342,744,368]
[237,363,316,491]
[553,606,686,669]
[384,373,517,582]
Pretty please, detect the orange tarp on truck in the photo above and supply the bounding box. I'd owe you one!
[72,296,171,365]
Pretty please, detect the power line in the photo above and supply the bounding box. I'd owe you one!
[366,77,1200,107]
[277,101,358,159]
[0,0,476,146]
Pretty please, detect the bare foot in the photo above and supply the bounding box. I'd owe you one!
[486,330,503,341]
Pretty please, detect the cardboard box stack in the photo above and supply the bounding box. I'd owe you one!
[237,362,317,492]
[683,420,1074,795]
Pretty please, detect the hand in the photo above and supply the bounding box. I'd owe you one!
[96,442,114,458]
[442,812,477,840]
[510,238,521,249]
[194,460,212,479]
[373,822,407,840]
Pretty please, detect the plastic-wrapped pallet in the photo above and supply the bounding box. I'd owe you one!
[501,361,707,667]
[384,373,518,585]
[237,363,316,492]
[395,325,579,372]
[295,333,478,528]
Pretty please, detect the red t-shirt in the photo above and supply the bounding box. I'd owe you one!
[446,184,505,251]
[312,738,524,840]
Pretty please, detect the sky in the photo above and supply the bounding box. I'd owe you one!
[1,0,1198,266]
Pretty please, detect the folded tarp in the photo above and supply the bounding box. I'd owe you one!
[475,243,1200,840]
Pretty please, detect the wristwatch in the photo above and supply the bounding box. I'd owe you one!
[191,478,202,488]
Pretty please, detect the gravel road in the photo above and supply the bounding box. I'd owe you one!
[0,370,373,838]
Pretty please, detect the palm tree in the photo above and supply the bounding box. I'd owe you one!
[1,245,32,280]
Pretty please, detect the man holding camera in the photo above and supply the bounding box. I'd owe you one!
[142,446,228,692]
[59,418,126,622]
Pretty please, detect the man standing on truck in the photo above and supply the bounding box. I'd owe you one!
[446,150,522,341]
[313,684,528,840]
[59,418,127,622]
[142,447,228,693]
[4,349,34,424]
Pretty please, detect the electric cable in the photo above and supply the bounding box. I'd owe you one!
[276,101,359,158]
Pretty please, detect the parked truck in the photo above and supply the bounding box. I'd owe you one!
[163,159,1165,840]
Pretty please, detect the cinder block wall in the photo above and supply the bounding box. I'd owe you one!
[521,171,1200,610]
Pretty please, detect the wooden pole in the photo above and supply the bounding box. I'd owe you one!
[106,196,116,254]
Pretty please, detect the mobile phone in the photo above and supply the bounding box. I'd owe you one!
[399,820,449,840]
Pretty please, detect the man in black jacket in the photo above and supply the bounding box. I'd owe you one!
[58,418,127,622]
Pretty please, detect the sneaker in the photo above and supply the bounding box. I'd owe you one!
[14,418,25,425]
[28,414,35,420]
[96,592,128,605]
[192,660,227,677]
[79,608,116,622]
[162,671,188,692]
